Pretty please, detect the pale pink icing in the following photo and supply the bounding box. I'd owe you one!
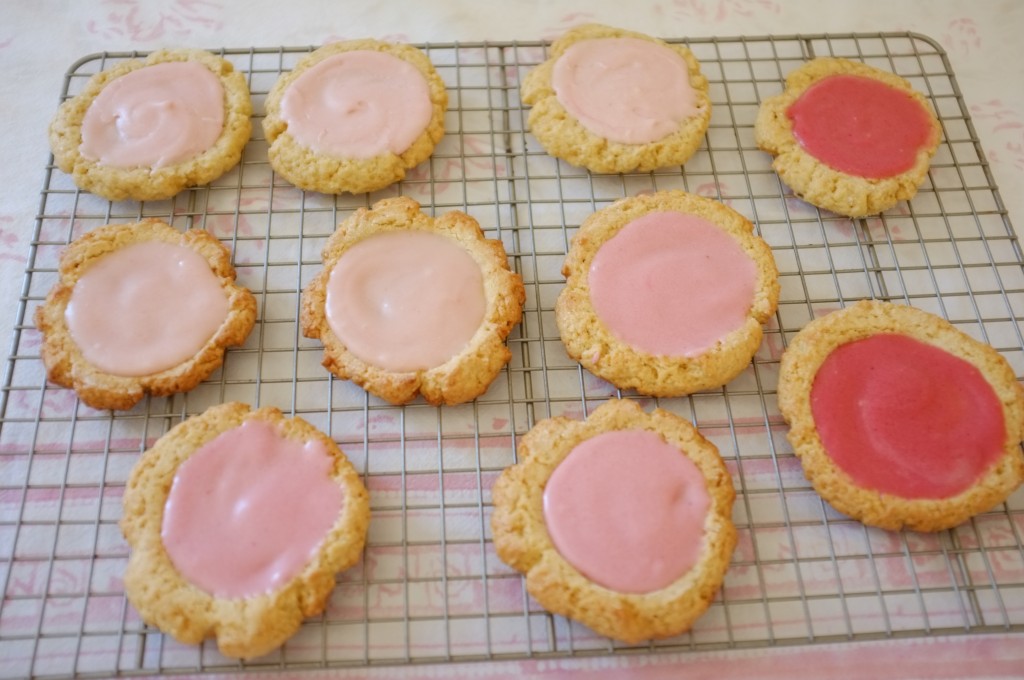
[543,429,711,594]
[280,50,433,159]
[325,231,486,372]
[64,241,229,377]
[80,61,225,169]
[811,334,1005,499]
[588,211,757,357]
[551,37,698,144]
[161,418,344,598]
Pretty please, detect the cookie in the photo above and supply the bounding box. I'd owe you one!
[262,40,447,194]
[491,398,736,643]
[33,218,256,410]
[121,402,370,658]
[556,190,779,396]
[521,23,711,173]
[49,49,252,202]
[777,300,1024,532]
[755,57,942,217]
[301,196,524,405]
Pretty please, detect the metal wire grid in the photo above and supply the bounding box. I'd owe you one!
[0,31,1022,679]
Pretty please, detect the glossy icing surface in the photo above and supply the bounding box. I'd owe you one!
[811,333,1005,498]
[280,50,432,159]
[588,211,757,356]
[787,74,934,178]
[65,241,229,377]
[80,61,225,168]
[161,419,344,598]
[552,37,699,144]
[325,231,486,371]
[543,429,710,594]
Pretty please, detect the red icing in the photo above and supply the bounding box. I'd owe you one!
[810,334,1005,499]
[787,74,933,179]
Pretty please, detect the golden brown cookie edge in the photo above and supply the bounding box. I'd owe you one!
[555,190,780,396]
[776,299,1024,531]
[754,57,942,217]
[300,196,524,405]
[262,40,448,195]
[48,49,253,202]
[120,402,370,658]
[521,23,712,174]
[490,398,736,643]
[33,219,257,410]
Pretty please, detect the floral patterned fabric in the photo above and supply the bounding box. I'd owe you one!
[1,1,1022,678]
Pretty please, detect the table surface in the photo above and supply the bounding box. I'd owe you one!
[1,1,1023,679]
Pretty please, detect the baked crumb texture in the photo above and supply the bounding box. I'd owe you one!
[556,190,779,396]
[755,57,941,217]
[521,23,711,173]
[301,196,525,405]
[48,49,252,201]
[121,402,370,658]
[777,300,1024,531]
[491,398,736,643]
[33,219,256,410]
[262,40,448,194]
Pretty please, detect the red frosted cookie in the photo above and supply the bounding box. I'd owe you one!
[777,300,1024,531]
[755,58,941,217]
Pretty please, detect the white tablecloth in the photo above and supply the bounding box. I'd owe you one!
[1,1,1022,678]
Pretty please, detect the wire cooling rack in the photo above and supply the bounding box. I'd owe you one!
[1,31,1023,679]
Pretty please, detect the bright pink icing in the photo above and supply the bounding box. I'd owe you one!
[810,334,1005,499]
[161,418,344,598]
[543,429,711,594]
[551,37,699,144]
[280,50,433,159]
[325,231,486,372]
[787,74,934,178]
[64,241,229,377]
[80,61,225,169]
[588,211,757,357]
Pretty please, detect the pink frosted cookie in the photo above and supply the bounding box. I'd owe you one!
[778,300,1024,531]
[263,40,447,194]
[301,196,524,405]
[48,49,252,201]
[755,57,941,217]
[491,398,736,643]
[556,190,779,396]
[33,219,256,410]
[521,23,711,173]
[121,402,370,658]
